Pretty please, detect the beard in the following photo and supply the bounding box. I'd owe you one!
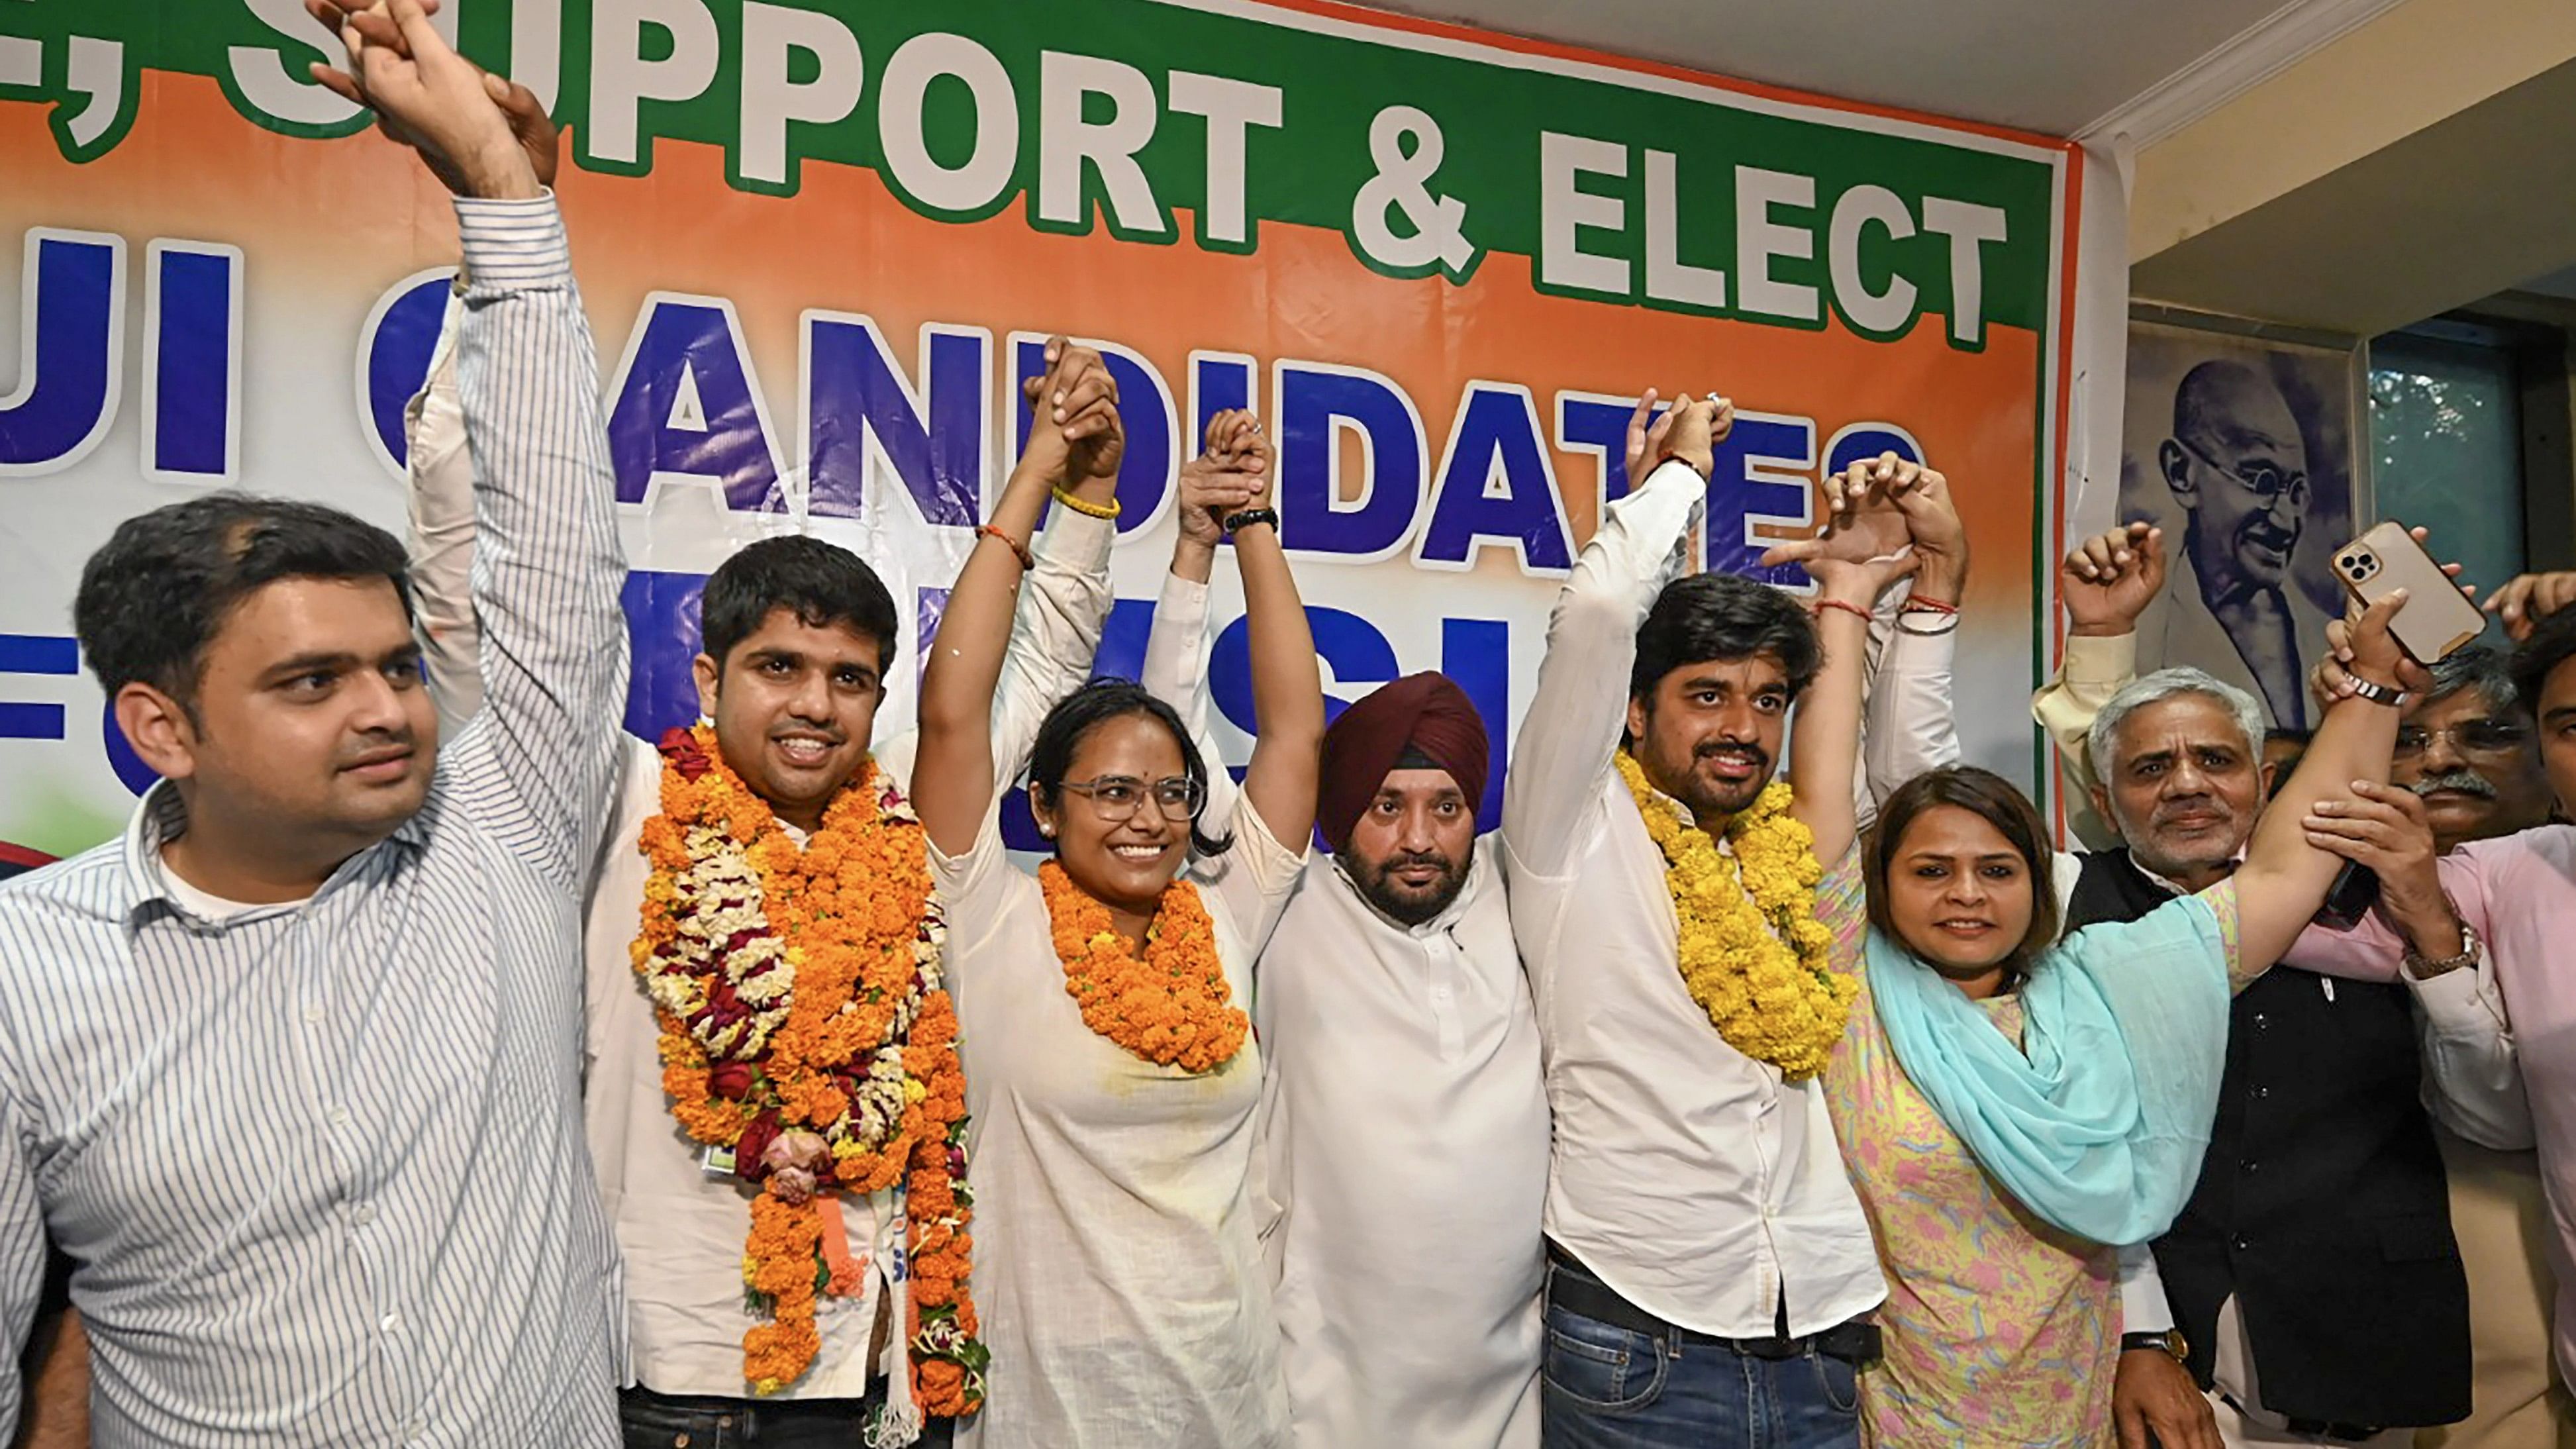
[1345,847,1471,926]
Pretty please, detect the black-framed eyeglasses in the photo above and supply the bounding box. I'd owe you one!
[2177,433,2310,510]
[2395,720,2530,758]
[1058,774,1204,823]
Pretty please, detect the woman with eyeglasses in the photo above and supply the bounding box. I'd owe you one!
[912,393,1324,1449]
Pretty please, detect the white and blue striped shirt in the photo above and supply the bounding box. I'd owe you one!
[0,197,626,1446]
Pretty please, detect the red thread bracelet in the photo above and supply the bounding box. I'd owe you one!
[1812,598,1873,626]
[1902,594,1960,615]
[976,524,1034,572]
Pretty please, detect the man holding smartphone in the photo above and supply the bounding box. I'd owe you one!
[2028,523,2518,1448]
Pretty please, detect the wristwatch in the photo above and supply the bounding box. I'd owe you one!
[2404,921,2481,980]
[2342,674,2408,708]
[1222,506,1280,536]
[2121,1328,2188,1361]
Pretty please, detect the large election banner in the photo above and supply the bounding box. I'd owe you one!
[0,0,2081,861]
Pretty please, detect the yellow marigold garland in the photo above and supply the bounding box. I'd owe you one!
[633,724,985,1412]
[1614,752,1854,1081]
[1039,862,1246,1074]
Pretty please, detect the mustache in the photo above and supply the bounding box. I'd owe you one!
[2411,770,2497,799]
[769,724,846,743]
[1377,850,1458,875]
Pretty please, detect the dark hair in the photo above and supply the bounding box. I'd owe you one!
[1864,766,2060,993]
[1027,679,1234,858]
[1629,572,1821,709]
[74,491,411,710]
[2428,644,2517,713]
[2512,605,2576,722]
[701,536,899,673]
[2262,727,2312,747]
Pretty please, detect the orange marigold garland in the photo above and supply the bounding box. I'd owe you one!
[1039,861,1246,1074]
[634,724,985,1413]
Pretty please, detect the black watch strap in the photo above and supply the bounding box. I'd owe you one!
[2122,1328,2186,1359]
[1223,506,1280,535]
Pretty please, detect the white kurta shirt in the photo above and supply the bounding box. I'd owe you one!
[1252,842,1546,1449]
[1501,459,1887,1339]
[404,325,1117,1405]
[931,796,1305,1449]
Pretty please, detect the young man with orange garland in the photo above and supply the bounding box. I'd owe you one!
[403,316,1126,1442]
[1502,393,1940,1448]
[375,45,1131,1425]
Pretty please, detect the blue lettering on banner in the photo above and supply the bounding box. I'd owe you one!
[1708,411,1816,587]
[144,242,240,480]
[361,270,453,470]
[1417,382,1572,575]
[0,230,123,475]
[1822,423,1924,475]
[1556,393,1653,504]
[619,569,711,742]
[605,295,783,511]
[1274,362,1424,562]
[0,633,76,742]
[1439,616,1511,828]
[806,316,986,526]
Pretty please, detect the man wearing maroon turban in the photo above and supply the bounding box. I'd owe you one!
[1142,581,1548,1449]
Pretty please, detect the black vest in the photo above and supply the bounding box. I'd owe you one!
[2065,850,2469,1428]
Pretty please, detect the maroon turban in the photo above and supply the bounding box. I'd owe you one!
[1316,672,1490,854]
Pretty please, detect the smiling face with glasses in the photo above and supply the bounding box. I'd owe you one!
[1030,709,1211,923]
[2161,369,2313,595]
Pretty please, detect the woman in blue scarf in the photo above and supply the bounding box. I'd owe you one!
[1793,585,2422,1446]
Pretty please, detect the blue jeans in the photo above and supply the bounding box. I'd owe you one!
[1539,1262,1863,1449]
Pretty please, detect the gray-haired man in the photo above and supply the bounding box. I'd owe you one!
[2035,527,2518,1446]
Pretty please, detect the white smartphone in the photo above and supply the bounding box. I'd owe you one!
[2330,522,2486,664]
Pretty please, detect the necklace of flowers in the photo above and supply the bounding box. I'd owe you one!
[1614,751,1854,1081]
[633,723,985,1412]
[1039,861,1246,1074]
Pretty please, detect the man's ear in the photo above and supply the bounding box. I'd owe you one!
[114,683,200,782]
[2086,778,2116,830]
[693,652,720,720]
[1625,693,1650,747]
[2259,759,2281,801]
[2159,439,2198,505]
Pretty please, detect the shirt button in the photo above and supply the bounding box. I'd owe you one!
[2253,1085,2271,1100]
[328,1106,352,1129]
[379,1311,401,1334]
[303,1002,325,1024]
[2232,1234,2252,1252]
[352,1203,376,1227]
[2241,1159,2260,1174]
[2252,1013,2270,1030]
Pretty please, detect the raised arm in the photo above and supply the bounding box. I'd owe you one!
[2032,523,2161,845]
[1844,456,1969,809]
[321,0,628,886]
[913,343,1121,855]
[1138,423,1260,834]
[1501,395,1724,878]
[2220,593,2415,973]
[1214,415,1325,851]
[401,284,484,736]
[1762,458,1927,866]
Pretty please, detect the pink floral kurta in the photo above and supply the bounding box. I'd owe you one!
[1816,856,2116,1446]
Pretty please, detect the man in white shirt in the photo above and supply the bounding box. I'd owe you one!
[405,302,1124,1441]
[1501,395,1949,1448]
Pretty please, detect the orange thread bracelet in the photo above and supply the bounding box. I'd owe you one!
[976,524,1034,571]
[1812,597,1873,626]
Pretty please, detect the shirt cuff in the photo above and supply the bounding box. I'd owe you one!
[1156,572,1211,625]
[2404,954,2497,1024]
[2060,630,2138,689]
[453,193,570,291]
[1878,617,1957,674]
[1034,503,1115,573]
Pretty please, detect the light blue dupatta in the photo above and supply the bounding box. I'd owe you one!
[1861,893,2233,1246]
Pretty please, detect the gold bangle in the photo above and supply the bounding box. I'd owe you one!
[1050,487,1120,521]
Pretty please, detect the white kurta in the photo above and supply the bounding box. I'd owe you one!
[1252,840,1546,1449]
[932,802,1304,1449]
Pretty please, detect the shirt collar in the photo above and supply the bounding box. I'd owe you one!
[2131,846,2246,899]
[119,777,433,928]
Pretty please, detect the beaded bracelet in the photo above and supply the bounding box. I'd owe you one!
[975,524,1034,571]
[1050,487,1121,521]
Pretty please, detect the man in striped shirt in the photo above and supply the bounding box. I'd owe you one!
[0,5,625,1442]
